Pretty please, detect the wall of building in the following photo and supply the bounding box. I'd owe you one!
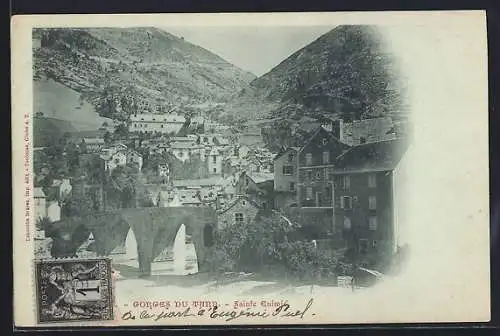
[218,199,259,230]
[298,166,334,207]
[273,149,298,193]
[129,114,185,134]
[298,128,347,167]
[333,171,394,268]
[207,151,223,176]
[392,143,412,253]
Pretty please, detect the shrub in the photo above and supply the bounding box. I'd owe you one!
[210,212,348,281]
[36,216,52,232]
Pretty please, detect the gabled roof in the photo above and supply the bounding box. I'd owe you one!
[247,172,274,184]
[273,146,300,161]
[333,138,409,173]
[298,126,350,154]
[217,195,261,215]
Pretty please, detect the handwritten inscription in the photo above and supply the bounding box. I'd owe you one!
[121,299,315,322]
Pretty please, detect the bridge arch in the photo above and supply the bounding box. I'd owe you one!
[51,207,218,277]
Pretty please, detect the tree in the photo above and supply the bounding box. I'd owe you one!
[114,123,128,139]
[36,216,52,232]
[103,131,112,145]
[61,192,94,219]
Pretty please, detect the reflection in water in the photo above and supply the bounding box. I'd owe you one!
[110,225,199,276]
[173,224,187,275]
[124,229,138,262]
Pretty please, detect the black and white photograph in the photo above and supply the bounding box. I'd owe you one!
[12,12,490,326]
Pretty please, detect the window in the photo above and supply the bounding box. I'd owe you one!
[324,186,331,200]
[305,153,313,165]
[343,216,351,229]
[234,213,244,223]
[316,171,322,180]
[341,196,353,210]
[328,168,334,181]
[322,138,328,145]
[342,175,350,190]
[368,174,377,188]
[289,182,296,192]
[288,153,294,162]
[368,196,377,210]
[322,151,330,164]
[213,168,217,173]
[372,240,378,249]
[359,239,369,254]
[306,187,313,199]
[369,216,378,230]
[212,155,217,163]
[282,165,293,175]
[306,170,313,180]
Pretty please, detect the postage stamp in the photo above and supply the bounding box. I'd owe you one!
[35,258,114,323]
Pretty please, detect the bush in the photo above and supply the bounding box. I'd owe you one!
[210,212,349,281]
[36,216,52,232]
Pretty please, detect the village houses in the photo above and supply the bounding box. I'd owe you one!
[129,113,186,134]
[100,144,143,172]
[271,117,409,269]
[217,195,261,230]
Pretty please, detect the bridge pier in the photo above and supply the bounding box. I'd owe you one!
[138,251,153,277]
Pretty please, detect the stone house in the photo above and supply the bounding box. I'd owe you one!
[297,127,350,208]
[217,195,261,230]
[330,138,409,269]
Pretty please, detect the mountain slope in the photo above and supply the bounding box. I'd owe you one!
[223,25,408,123]
[32,27,256,121]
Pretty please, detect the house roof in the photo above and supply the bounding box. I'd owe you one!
[217,195,261,215]
[170,135,198,142]
[332,138,408,173]
[247,172,274,184]
[130,113,185,123]
[172,177,224,188]
[342,117,395,145]
[83,138,105,144]
[298,126,350,154]
[170,141,199,149]
[273,146,300,161]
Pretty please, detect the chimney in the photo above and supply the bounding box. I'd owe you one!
[332,119,344,142]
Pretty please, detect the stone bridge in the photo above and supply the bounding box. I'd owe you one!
[49,207,218,277]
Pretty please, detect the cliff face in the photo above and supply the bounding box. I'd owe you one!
[224,25,408,123]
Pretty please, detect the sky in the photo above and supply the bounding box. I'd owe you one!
[160,26,335,77]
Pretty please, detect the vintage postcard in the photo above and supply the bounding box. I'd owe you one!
[12,11,490,327]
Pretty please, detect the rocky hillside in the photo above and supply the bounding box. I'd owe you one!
[223,25,409,123]
[32,27,256,121]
